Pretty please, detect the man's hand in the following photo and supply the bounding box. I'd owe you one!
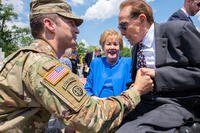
[140,68,155,78]
[131,68,154,95]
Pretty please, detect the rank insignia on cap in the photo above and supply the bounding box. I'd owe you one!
[44,65,69,85]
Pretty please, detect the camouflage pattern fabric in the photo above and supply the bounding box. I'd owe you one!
[0,39,140,133]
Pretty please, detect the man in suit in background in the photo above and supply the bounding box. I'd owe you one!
[168,0,200,25]
[82,47,101,78]
[117,0,200,132]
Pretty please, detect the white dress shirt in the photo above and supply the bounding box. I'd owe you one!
[181,7,190,17]
[141,24,156,69]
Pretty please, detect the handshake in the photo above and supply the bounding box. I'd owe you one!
[129,68,155,95]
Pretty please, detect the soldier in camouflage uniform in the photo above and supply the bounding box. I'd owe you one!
[0,0,154,133]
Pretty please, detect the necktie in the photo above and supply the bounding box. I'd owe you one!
[136,43,146,69]
[188,17,194,24]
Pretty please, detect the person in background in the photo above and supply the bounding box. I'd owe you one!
[60,48,73,70]
[82,47,101,78]
[0,0,154,132]
[168,0,200,25]
[116,0,200,133]
[70,51,79,75]
[84,29,132,98]
[72,47,80,64]
[60,48,79,75]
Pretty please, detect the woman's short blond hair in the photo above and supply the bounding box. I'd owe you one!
[99,29,123,50]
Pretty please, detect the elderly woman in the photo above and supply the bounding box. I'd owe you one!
[84,29,132,98]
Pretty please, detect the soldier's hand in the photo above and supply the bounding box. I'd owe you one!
[132,68,154,95]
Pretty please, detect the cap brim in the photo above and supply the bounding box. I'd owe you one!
[58,12,83,26]
[70,17,83,26]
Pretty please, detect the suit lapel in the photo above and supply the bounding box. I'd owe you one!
[154,23,168,67]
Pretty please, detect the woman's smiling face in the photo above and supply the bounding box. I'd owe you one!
[103,35,121,64]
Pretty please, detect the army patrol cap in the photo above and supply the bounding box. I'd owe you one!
[30,0,83,26]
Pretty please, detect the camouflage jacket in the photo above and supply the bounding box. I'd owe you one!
[0,39,140,133]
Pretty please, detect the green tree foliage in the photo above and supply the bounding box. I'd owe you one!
[77,42,87,57]
[0,3,33,57]
[120,47,131,57]
[87,45,98,52]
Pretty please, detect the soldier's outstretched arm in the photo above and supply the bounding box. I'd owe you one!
[26,56,153,133]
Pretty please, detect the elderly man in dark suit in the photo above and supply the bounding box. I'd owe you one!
[116,0,200,133]
[168,0,200,25]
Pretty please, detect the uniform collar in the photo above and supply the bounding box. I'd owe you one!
[30,39,58,58]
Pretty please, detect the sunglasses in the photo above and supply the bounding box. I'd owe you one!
[197,2,200,7]
[118,13,141,31]
[194,0,200,7]
[118,22,129,31]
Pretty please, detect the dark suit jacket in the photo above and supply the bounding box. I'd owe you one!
[84,51,102,66]
[83,52,102,78]
[168,9,192,22]
[131,21,200,110]
[84,52,93,66]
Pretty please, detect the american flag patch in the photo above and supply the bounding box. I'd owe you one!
[44,65,69,85]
